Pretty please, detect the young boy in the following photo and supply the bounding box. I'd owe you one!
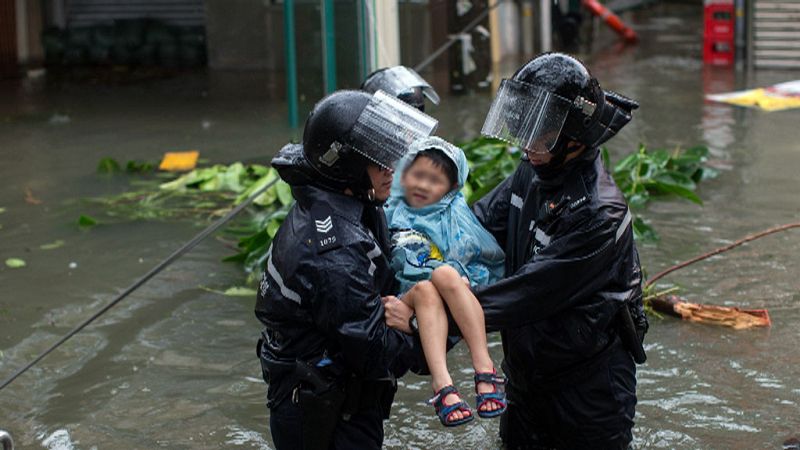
[384,136,506,427]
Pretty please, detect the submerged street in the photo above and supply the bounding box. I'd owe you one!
[1,3,799,449]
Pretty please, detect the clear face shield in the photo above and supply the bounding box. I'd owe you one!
[481,79,574,154]
[349,90,439,170]
[363,66,441,105]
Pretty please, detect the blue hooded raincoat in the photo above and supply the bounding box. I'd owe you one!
[385,136,505,293]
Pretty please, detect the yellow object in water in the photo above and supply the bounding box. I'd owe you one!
[706,80,800,112]
[159,151,199,171]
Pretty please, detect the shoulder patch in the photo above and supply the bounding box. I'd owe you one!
[311,202,342,253]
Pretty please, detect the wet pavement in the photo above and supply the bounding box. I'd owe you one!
[2,2,800,449]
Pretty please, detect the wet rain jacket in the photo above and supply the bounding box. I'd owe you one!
[255,183,424,410]
[473,147,648,386]
[385,137,505,293]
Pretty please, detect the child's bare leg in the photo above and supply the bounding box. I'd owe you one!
[403,280,470,422]
[430,265,500,413]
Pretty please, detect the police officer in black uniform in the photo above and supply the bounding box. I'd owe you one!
[361,65,440,112]
[256,89,438,450]
[469,53,649,449]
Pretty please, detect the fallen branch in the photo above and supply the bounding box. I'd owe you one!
[643,221,800,329]
[645,221,800,288]
[649,294,771,329]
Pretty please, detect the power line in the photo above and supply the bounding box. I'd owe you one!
[0,178,280,391]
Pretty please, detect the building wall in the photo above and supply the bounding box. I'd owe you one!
[0,0,18,76]
[205,0,270,70]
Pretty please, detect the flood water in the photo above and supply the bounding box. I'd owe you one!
[2,3,800,449]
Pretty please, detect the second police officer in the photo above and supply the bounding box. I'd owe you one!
[472,52,649,449]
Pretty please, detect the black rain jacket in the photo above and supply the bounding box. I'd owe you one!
[472,149,648,384]
[255,184,424,408]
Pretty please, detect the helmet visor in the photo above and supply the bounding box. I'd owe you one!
[364,66,440,105]
[350,90,439,169]
[481,79,572,153]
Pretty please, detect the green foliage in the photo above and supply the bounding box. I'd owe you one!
[97,157,122,174]
[603,144,717,240]
[78,214,98,228]
[40,240,66,250]
[86,139,716,282]
[97,157,157,174]
[5,258,26,268]
[460,137,521,204]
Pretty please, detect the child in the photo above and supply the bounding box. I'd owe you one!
[384,136,506,427]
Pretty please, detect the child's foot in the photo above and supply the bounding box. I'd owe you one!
[429,385,474,427]
[474,369,507,418]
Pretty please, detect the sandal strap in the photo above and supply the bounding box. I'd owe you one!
[476,391,506,404]
[428,384,459,406]
[428,384,474,426]
[474,371,506,389]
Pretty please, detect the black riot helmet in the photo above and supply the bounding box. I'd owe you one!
[272,90,438,200]
[482,52,638,154]
[361,66,440,112]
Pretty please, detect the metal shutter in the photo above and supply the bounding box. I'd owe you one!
[65,0,205,27]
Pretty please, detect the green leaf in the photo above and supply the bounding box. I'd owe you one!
[655,172,696,191]
[237,169,279,205]
[97,157,122,174]
[40,239,65,250]
[223,286,257,296]
[0,207,5,214]
[276,180,294,206]
[78,215,98,228]
[632,217,659,241]
[650,180,702,204]
[5,258,26,268]
[199,285,257,297]
[649,149,670,169]
[125,160,155,173]
[613,153,638,173]
[267,218,282,238]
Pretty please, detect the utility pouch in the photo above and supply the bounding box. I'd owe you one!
[617,305,647,364]
[293,360,346,450]
[294,384,346,450]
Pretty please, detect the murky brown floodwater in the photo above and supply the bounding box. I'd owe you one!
[2,3,799,449]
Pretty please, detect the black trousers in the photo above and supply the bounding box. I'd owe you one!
[500,341,637,450]
[269,399,384,450]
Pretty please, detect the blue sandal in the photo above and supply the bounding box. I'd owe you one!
[474,369,507,418]
[428,385,474,427]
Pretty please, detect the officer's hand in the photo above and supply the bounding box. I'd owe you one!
[382,296,413,334]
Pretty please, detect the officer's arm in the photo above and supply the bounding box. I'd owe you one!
[313,246,421,379]
[472,175,513,249]
[474,214,621,331]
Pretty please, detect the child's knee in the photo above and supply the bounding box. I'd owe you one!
[408,280,436,301]
[431,266,462,292]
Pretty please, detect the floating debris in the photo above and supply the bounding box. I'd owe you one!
[40,240,65,250]
[5,258,26,268]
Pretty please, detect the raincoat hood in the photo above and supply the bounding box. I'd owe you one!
[385,136,504,292]
[387,136,469,211]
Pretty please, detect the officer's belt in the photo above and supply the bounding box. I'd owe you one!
[259,354,395,413]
